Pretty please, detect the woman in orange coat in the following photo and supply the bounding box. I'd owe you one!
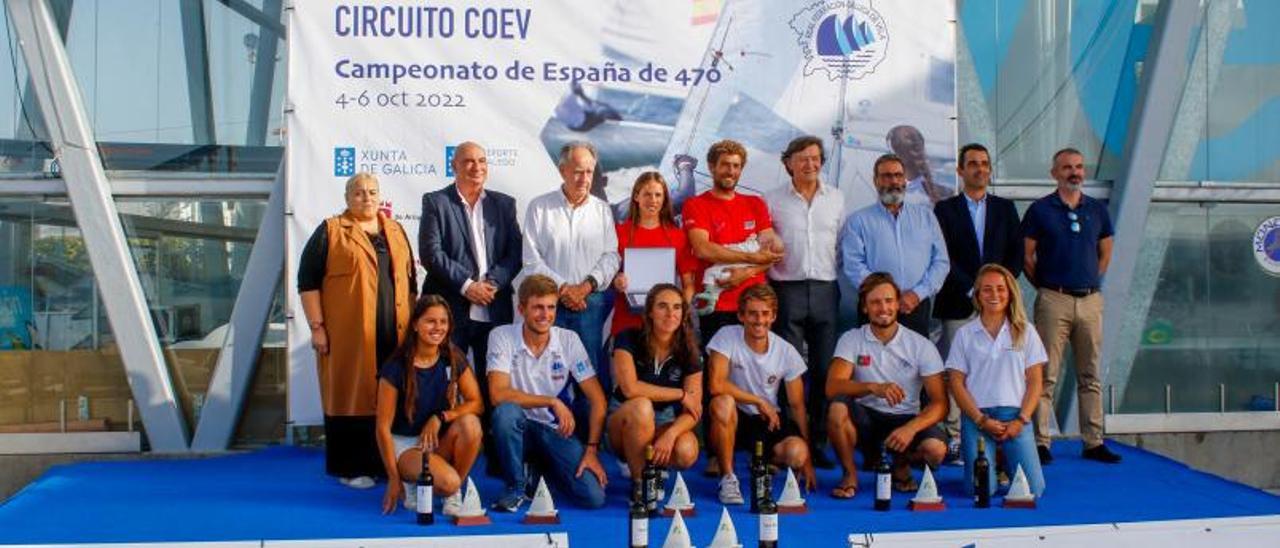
[298,172,416,488]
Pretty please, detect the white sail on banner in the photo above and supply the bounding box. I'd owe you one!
[286,0,956,424]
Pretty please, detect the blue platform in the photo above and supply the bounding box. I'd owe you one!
[2,440,1279,545]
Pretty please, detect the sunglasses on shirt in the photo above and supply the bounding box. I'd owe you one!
[1067,211,1081,233]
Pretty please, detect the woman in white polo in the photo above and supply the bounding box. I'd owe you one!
[947,264,1047,497]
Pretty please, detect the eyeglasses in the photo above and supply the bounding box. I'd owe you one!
[1067,211,1081,233]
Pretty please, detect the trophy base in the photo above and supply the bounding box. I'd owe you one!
[662,506,696,517]
[453,514,492,526]
[1003,498,1037,509]
[777,502,807,514]
[909,500,946,511]
[522,513,560,525]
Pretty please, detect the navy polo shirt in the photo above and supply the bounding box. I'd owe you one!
[1021,192,1113,290]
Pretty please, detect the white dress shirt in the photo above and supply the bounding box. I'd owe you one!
[765,182,845,281]
[517,188,620,290]
[458,188,491,322]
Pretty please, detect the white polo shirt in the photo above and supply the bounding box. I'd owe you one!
[707,326,806,415]
[486,323,596,426]
[833,324,943,415]
[944,318,1047,408]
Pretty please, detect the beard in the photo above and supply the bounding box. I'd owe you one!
[878,189,905,206]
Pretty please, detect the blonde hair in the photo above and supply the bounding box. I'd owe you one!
[972,264,1028,348]
[344,172,378,194]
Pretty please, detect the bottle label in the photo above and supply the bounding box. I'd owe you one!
[876,473,891,501]
[646,477,658,509]
[631,518,648,545]
[759,513,779,541]
[416,485,432,514]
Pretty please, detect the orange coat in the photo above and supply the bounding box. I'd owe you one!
[318,211,414,416]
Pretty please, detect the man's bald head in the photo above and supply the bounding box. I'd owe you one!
[452,141,488,189]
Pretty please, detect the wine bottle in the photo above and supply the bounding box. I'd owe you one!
[750,440,768,514]
[975,436,991,508]
[642,445,660,515]
[629,481,649,548]
[416,455,434,525]
[874,447,892,511]
[758,471,779,548]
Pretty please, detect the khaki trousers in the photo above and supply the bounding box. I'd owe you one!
[1032,289,1105,447]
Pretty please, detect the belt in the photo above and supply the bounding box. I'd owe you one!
[1046,286,1099,298]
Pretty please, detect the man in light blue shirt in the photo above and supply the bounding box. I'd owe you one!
[840,153,950,337]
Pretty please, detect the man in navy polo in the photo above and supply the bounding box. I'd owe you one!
[1021,147,1121,464]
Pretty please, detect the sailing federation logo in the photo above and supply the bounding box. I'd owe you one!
[1254,216,1280,277]
[790,1,889,81]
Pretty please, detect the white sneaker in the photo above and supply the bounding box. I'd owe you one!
[339,476,376,489]
[442,491,463,517]
[618,457,631,480]
[402,482,417,510]
[718,473,745,505]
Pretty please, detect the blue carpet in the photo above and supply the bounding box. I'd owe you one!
[2,440,1279,545]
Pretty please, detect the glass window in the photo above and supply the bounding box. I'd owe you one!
[55,0,283,173]
[1160,0,1280,183]
[959,0,1156,182]
[1116,202,1280,412]
[0,197,137,435]
[113,197,284,438]
[0,7,55,175]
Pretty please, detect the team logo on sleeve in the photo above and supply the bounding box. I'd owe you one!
[574,361,589,376]
[856,354,872,366]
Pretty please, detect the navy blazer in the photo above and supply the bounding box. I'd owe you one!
[418,183,522,325]
[932,192,1023,320]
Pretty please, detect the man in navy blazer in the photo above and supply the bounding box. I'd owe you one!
[419,142,523,405]
[933,143,1023,458]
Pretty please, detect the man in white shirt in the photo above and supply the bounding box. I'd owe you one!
[765,135,845,470]
[825,272,948,499]
[516,141,621,391]
[707,284,815,504]
[487,275,608,511]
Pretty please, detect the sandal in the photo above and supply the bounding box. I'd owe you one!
[892,474,918,493]
[831,479,858,499]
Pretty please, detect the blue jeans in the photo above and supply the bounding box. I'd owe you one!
[491,402,606,508]
[555,291,613,393]
[961,406,1046,497]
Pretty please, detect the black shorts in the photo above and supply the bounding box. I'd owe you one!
[734,409,803,455]
[833,396,945,458]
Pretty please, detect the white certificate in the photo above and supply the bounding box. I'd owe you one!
[623,247,676,309]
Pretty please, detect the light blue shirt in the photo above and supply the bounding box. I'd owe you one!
[839,202,950,299]
[965,193,987,258]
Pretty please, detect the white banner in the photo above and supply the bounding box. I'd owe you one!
[286,0,957,424]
